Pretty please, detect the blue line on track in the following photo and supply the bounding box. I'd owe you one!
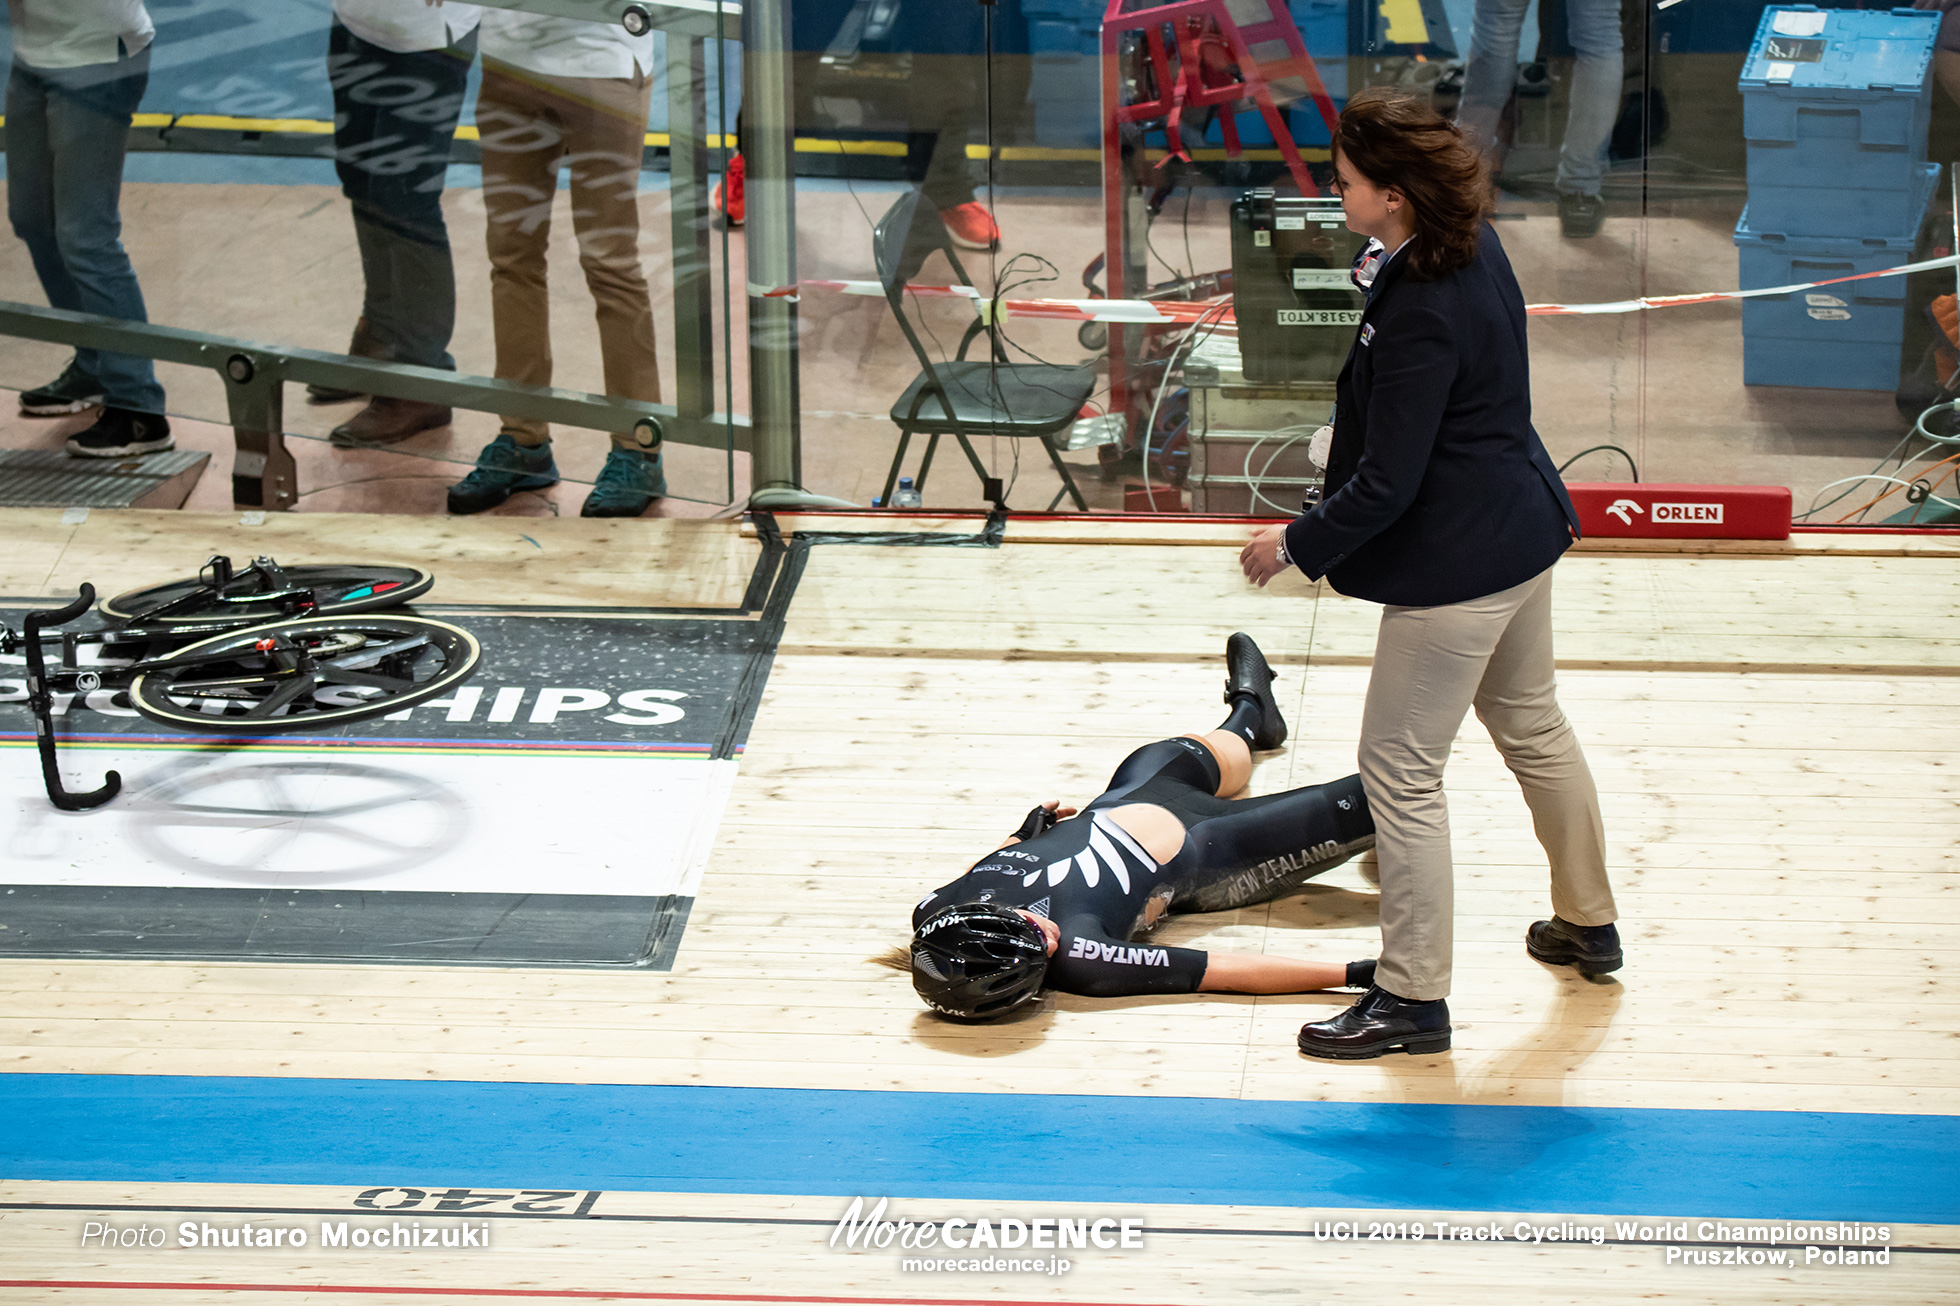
[3,1075,1954,1223]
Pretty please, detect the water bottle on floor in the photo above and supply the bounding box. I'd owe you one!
[892,477,923,509]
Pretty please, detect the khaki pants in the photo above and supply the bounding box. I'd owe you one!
[1359,565,1616,1001]
[477,58,661,447]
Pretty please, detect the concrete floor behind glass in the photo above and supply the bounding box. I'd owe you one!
[0,169,1928,521]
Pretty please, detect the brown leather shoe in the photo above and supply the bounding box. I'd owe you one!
[330,396,452,448]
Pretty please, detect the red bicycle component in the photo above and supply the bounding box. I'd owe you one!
[1098,0,1341,505]
[1101,0,1339,200]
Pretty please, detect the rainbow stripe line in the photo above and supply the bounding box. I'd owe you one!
[0,732,739,759]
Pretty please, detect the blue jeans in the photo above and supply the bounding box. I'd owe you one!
[1457,0,1623,197]
[329,21,474,372]
[5,49,166,412]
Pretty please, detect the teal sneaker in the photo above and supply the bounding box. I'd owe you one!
[447,433,560,515]
[580,446,666,518]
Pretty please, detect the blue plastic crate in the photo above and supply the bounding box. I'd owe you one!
[1741,335,1904,390]
[1742,162,1938,240]
[1740,251,1908,346]
[1741,6,1936,199]
[1740,163,1936,345]
[1734,170,1935,387]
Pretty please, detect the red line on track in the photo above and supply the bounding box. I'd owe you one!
[0,1282,1184,1306]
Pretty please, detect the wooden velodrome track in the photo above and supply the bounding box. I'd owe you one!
[0,507,1956,1305]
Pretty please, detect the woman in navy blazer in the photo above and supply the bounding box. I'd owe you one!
[1241,89,1623,1060]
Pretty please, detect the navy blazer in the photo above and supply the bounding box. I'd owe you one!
[1282,224,1580,608]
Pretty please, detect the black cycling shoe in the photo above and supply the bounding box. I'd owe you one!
[1526,916,1624,975]
[1223,631,1287,750]
[1298,985,1451,1060]
[20,361,104,415]
[65,408,173,458]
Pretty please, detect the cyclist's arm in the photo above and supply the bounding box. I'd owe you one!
[1197,952,1350,994]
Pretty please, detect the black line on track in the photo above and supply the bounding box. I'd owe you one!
[416,604,758,620]
[6,1202,1954,1255]
[711,514,801,760]
[703,508,1006,756]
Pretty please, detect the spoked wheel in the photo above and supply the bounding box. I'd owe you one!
[127,615,481,733]
[100,562,435,625]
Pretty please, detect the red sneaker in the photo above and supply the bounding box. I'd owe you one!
[713,153,745,226]
[939,201,999,250]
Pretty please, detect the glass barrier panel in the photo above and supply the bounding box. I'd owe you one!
[778,0,1959,527]
[4,0,1955,524]
[0,0,739,515]
[1647,1,1958,527]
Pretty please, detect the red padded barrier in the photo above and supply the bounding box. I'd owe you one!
[1565,483,1792,540]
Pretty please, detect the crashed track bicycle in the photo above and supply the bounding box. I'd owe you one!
[3,555,481,810]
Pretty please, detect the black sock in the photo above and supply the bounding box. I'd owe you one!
[1218,695,1263,745]
[1561,916,1619,942]
[1345,959,1377,989]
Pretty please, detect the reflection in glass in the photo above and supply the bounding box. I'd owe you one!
[5,0,170,456]
[463,7,668,518]
[319,0,480,445]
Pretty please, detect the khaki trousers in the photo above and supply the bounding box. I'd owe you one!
[1359,565,1617,1001]
[476,59,661,447]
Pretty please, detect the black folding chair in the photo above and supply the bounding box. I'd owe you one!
[873,189,1095,511]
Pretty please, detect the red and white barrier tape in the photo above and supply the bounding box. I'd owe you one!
[749,279,1231,325]
[1524,252,1960,316]
[752,252,1960,323]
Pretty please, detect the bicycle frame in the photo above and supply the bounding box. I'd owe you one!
[116,555,319,626]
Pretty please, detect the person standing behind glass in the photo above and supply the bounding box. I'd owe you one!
[6,0,171,456]
[1241,90,1621,1062]
[446,9,665,518]
[314,0,480,447]
[1456,0,1621,238]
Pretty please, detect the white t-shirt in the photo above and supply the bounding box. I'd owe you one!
[477,9,653,80]
[6,0,154,69]
[333,0,481,55]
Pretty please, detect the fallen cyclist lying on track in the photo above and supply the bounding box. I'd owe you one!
[881,633,1379,1020]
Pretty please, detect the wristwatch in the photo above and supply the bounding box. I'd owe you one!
[1275,533,1292,569]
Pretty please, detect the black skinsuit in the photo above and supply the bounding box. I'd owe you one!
[914,738,1375,997]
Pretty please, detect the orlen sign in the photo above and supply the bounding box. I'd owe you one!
[1564,483,1790,540]
[1651,502,1723,525]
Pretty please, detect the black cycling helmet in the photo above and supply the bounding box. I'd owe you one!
[910,903,1049,1021]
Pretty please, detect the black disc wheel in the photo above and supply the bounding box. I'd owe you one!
[101,563,435,625]
[127,615,481,734]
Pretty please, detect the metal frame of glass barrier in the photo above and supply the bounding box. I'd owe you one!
[0,303,680,510]
[0,0,830,512]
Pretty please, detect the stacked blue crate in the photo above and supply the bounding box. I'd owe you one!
[1735,163,1938,391]
[1734,5,1939,390]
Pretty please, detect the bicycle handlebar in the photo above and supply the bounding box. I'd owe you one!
[22,585,121,811]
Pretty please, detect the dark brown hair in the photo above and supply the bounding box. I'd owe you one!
[1332,87,1491,281]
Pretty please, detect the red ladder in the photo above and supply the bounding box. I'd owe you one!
[1100,0,1341,199]
[1096,0,1341,505]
